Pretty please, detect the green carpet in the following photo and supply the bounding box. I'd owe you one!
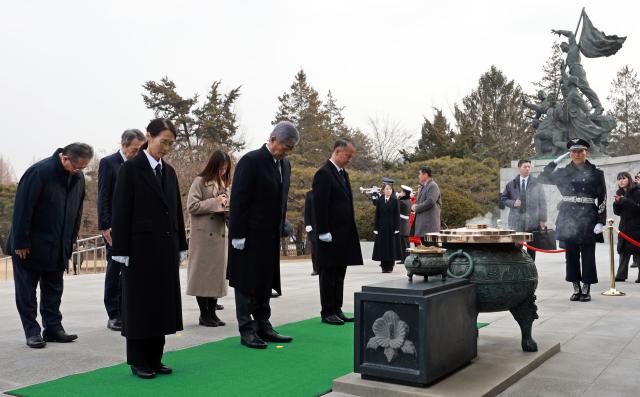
[8,318,489,397]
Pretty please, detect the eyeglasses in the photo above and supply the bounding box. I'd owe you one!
[159,139,175,148]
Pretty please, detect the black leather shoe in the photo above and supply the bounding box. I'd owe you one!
[131,365,156,379]
[107,318,122,331]
[336,312,354,322]
[26,335,46,348]
[322,314,345,325]
[216,304,224,310]
[240,334,267,349]
[199,315,219,327]
[311,271,318,276]
[43,329,78,343]
[615,277,626,282]
[271,291,281,298]
[154,363,172,375]
[258,329,293,343]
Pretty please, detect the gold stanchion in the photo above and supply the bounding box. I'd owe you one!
[602,218,625,296]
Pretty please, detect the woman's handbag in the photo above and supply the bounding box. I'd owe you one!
[531,227,557,250]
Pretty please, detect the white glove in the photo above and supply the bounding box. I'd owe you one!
[179,250,188,262]
[319,233,332,242]
[112,256,129,267]
[554,151,570,164]
[373,230,378,235]
[394,230,400,234]
[232,238,246,250]
[593,223,604,234]
[305,225,313,233]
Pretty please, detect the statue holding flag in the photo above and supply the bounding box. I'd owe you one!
[531,9,626,157]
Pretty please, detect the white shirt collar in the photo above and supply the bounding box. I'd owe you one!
[119,150,127,163]
[264,143,278,163]
[143,149,162,170]
[329,159,342,173]
[520,175,529,182]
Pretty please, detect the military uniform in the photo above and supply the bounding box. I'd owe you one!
[398,185,413,262]
[539,138,606,301]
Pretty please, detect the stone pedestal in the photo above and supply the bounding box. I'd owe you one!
[354,278,477,386]
[500,154,640,234]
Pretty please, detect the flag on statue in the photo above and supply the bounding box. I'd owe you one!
[579,11,626,58]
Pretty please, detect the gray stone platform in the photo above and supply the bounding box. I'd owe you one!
[333,336,560,397]
[2,242,640,396]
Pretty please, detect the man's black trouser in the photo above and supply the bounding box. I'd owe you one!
[103,245,122,320]
[318,266,347,318]
[12,259,64,338]
[234,289,272,337]
[126,335,165,367]
[307,232,318,274]
[564,241,598,284]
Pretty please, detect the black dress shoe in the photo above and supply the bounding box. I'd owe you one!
[271,292,281,298]
[322,314,345,325]
[107,318,122,331]
[216,304,224,310]
[311,271,318,276]
[258,329,293,343]
[26,335,46,348]
[43,329,78,343]
[131,365,156,379]
[199,315,219,327]
[615,277,626,282]
[240,334,267,349]
[154,363,172,375]
[336,312,354,322]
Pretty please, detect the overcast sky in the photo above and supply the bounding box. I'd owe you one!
[1,0,638,177]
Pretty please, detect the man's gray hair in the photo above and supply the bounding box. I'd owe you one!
[62,143,94,163]
[270,121,300,144]
[334,138,355,150]
[121,129,145,146]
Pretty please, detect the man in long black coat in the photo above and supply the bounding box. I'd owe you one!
[304,190,318,275]
[228,121,300,349]
[97,129,145,331]
[312,139,364,325]
[5,143,93,348]
[398,185,413,263]
[539,138,606,302]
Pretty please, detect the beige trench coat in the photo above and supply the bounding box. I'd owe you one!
[186,176,229,297]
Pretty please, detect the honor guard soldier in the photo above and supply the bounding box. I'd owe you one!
[539,138,606,302]
[398,185,413,263]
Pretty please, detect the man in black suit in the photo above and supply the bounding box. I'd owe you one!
[98,129,145,331]
[304,190,318,276]
[312,139,364,325]
[5,143,93,348]
[228,121,300,349]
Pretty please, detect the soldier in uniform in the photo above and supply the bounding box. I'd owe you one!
[397,185,413,263]
[539,138,606,302]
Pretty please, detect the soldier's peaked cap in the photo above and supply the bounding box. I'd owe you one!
[567,138,590,150]
[382,177,395,184]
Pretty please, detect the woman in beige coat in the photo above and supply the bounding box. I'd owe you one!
[187,150,232,327]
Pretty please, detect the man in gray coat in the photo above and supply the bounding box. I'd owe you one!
[500,159,547,261]
[412,167,442,241]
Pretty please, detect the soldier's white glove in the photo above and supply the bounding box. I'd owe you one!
[232,238,246,250]
[554,151,571,164]
[319,233,332,242]
[394,230,400,234]
[112,256,129,267]
[373,230,378,235]
[593,223,604,234]
[305,225,313,233]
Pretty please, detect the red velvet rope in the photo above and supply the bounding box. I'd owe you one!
[618,230,640,248]
[519,242,566,253]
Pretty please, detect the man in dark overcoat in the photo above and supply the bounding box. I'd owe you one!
[412,166,442,239]
[97,129,145,331]
[5,143,93,348]
[304,189,318,275]
[539,138,606,302]
[312,139,364,325]
[500,159,548,261]
[228,121,300,349]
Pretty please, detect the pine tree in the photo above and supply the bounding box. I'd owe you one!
[606,65,640,155]
[192,81,243,151]
[403,108,455,161]
[533,42,564,99]
[453,66,532,166]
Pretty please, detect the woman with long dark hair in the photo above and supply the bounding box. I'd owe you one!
[613,171,640,282]
[372,183,402,273]
[186,150,232,327]
[111,118,187,379]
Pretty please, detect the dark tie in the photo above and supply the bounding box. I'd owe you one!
[276,160,282,184]
[155,164,163,189]
[339,169,348,189]
[520,179,526,212]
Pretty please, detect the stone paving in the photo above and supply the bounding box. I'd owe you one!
[1,242,640,396]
